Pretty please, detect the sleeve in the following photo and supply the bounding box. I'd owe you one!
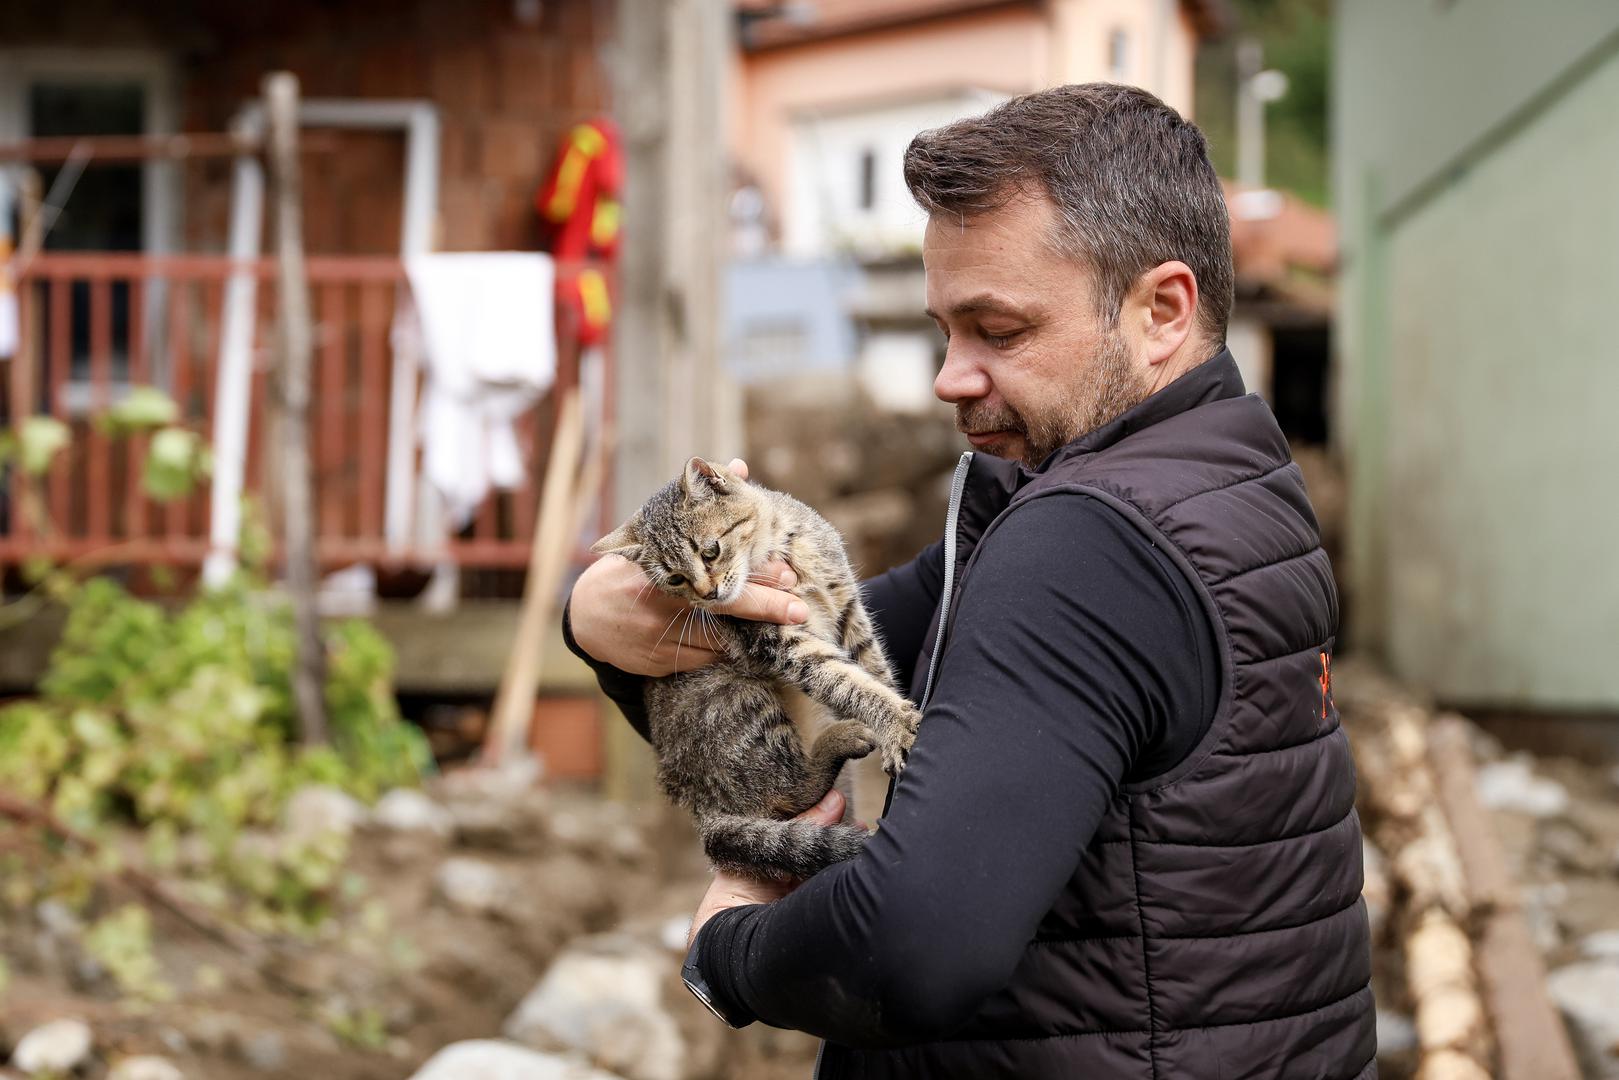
[561,598,652,741]
[858,539,945,694]
[690,494,1218,1047]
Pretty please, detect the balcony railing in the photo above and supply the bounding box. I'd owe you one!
[2,251,608,579]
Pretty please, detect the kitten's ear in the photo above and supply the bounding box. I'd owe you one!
[590,514,643,560]
[681,456,732,501]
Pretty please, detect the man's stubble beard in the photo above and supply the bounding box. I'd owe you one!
[956,330,1150,469]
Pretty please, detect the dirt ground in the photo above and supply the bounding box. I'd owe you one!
[0,777,820,1080]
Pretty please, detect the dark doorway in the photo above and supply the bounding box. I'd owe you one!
[30,81,145,388]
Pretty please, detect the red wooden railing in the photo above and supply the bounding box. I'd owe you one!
[1,252,609,578]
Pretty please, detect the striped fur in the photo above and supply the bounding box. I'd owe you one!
[592,458,920,881]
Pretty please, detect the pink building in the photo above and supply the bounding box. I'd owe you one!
[731,0,1224,257]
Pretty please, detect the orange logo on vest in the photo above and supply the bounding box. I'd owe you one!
[1319,651,1332,720]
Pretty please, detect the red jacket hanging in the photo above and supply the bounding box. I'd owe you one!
[536,118,622,345]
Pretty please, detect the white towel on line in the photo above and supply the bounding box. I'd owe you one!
[404,252,557,529]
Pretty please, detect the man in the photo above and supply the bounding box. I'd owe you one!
[567,84,1374,1078]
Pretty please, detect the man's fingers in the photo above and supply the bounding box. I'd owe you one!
[717,581,808,625]
[759,557,797,589]
[795,788,845,825]
[726,458,750,481]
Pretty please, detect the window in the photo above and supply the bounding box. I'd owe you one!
[1109,28,1130,81]
[857,147,876,211]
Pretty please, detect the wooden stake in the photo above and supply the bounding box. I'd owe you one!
[265,72,327,746]
[485,387,586,764]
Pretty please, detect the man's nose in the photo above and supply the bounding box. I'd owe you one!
[934,342,992,404]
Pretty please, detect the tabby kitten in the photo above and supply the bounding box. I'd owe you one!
[591,457,920,881]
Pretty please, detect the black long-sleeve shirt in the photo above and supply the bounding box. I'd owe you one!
[565,492,1217,1046]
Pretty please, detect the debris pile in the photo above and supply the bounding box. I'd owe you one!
[1339,659,1616,1080]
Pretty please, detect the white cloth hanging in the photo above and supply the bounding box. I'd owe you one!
[404,252,557,529]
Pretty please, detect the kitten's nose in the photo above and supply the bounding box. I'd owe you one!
[695,585,717,600]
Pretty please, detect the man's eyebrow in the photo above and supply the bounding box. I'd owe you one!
[922,294,1030,320]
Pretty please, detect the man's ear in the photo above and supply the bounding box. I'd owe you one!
[591,514,643,559]
[1130,260,1198,370]
[680,456,732,501]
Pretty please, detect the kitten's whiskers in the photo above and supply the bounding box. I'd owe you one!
[647,608,686,663]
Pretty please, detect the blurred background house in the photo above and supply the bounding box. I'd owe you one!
[726,0,1213,405]
[1335,0,1619,719]
[0,0,739,779]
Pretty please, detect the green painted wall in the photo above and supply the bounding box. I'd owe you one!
[1334,2,1619,707]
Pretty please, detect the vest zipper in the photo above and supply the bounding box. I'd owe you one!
[920,451,974,710]
[810,450,972,1080]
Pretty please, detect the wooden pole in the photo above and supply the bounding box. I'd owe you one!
[265,72,328,746]
[485,388,586,764]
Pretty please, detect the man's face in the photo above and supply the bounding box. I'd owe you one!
[924,193,1151,469]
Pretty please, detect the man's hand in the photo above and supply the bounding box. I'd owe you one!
[570,458,808,676]
[686,788,848,951]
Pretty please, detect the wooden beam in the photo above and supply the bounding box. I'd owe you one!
[265,71,328,746]
[485,388,586,762]
[0,131,343,164]
[1427,714,1582,1080]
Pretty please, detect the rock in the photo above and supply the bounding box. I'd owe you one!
[109,1056,185,1080]
[1475,756,1569,818]
[35,899,83,939]
[435,857,514,917]
[659,916,691,953]
[446,796,552,853]
[1583,931,1619,961]
[372,788,454,838]
[1375,1009,1417,1055]
[12,1017,94,1074]
[504,934,686,1080]
[283,785,368,840]
[550,804,649,866]
[438,758,543,802]
[238,1030,287,1073]
[1362,839,1391,942]
[1547,960,1619,1079]
[408,1040,625,1080]
[178,1011,239,1055]
[1521,881,1568,952]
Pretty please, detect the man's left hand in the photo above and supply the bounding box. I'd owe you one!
[687,787,849,950]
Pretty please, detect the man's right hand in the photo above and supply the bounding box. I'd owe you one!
[569,458,809,677]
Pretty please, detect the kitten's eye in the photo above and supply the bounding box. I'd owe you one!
[702,541,720,562]
[666,573,687,587]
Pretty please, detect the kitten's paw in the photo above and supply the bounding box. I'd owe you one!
[820,720,877,762]
[880,729,915,778]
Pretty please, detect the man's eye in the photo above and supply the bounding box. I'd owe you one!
[702,541,720,561]
[983,329,1021,348]
[666,573,687,587]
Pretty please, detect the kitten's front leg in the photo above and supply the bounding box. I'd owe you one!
[834,598,920,776]
[743,624,920,777]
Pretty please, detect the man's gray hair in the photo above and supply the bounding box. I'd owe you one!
[903,83,1234,342]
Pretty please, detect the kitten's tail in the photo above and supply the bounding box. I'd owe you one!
[699,813,869,882]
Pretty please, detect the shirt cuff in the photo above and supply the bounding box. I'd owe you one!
[691,904,763,1029]
[561,597,654,741]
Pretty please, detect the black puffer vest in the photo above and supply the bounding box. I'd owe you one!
[821,353,1376,1079]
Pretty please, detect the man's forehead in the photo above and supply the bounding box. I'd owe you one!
[922,198,1075,316]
